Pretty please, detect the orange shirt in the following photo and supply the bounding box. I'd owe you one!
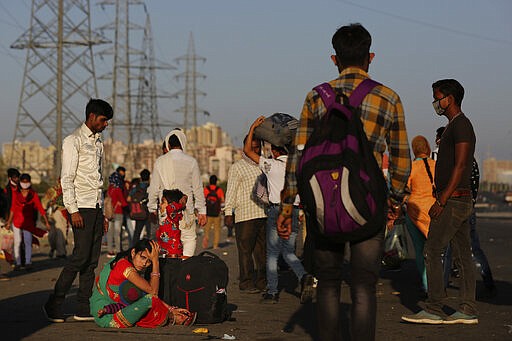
[406,158,436,237]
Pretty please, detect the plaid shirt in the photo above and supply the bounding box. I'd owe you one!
[281,67,411,208]
[224,156,266,223]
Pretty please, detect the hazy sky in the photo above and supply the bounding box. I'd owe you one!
[1,0,511,163]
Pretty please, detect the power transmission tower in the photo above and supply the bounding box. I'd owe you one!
[10,0,107,181]
[97,0,174,175]
[132,11,175,170]
[174,32,206,145]
[97,0,144,173]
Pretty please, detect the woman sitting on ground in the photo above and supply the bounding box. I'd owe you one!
[90,238,196,328]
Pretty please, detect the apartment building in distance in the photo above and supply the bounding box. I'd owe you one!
[3,122,238,184]
[2,140,56,184]
[482,157,512,185]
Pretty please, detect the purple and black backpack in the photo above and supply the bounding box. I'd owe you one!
[297,79,387,243]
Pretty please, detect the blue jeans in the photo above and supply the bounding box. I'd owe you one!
[265,205,305,295]
[313,226,384,341]
[424,197,476,316]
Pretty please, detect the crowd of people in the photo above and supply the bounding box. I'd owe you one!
[0,22,496,340]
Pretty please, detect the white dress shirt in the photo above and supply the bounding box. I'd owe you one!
[61,123,104,214]
[147,149,206,215]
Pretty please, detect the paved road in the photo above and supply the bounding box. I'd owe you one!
[0,218,511,340]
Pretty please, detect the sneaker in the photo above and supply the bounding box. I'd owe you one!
[401,310,444,324]
[43,304,65,323]
[240,287,260,294]
[444,311,478,325]
[260,293,279,304]
[300,274,316,304]
[73,314,95,322]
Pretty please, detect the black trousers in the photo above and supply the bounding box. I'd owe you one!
[48,206,104,314]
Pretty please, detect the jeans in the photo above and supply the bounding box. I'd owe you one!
[265,205,305,295]
[313,227,384,341]
[132,219,150,246]
[107,213,123,253]
[13,225,32,266]
[424,197,477,316]
[235,218,267,290]
[405,215,427,291]
[47,206,104,314]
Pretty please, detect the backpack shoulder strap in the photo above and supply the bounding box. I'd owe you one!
[313,82,337,109]
[348,79,381,108]
[313,79,381,119]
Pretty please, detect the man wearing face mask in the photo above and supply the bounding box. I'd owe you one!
[402,79,477,325]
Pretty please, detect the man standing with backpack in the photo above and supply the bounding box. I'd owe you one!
[202,175,224,249]
[129,169,151,245]
[278,23,411,340]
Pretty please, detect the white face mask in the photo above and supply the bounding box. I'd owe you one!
[10,179,17,186]
[20,182,31,189]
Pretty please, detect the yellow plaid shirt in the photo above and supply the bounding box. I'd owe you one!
[281,67,411,209]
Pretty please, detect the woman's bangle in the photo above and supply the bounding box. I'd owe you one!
[150,272,160,278]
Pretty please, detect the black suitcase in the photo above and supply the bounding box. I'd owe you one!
[171,251,229,324]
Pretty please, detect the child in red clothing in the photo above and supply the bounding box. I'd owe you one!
[156,189,187,258]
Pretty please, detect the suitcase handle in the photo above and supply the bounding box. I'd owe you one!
[197,251,221,259]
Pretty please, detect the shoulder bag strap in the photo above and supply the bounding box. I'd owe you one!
[422,158,436,197]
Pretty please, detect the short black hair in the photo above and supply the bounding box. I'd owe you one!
[243,134,261,146]
[116,166,126,173]
[271,144,288,155]
[432,79,465,106]
[20,173,31,182]
[332,23,372,67]
[140,169,150,181]
[168,134,182,149]
[7,168,20,178]
[209,174,217,185]
[85,98,113,120]
[162,189,185,204]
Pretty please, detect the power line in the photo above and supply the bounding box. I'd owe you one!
[337,0,512,46]
[0,2,26,30]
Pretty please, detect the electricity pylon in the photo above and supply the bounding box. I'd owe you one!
[10,0,108,181]
[97,0,174,174]
[173,32,207,145]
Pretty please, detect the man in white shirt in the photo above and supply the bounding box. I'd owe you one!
[244,116,307,303]
[147,128,207,258]
[44,99,113,323]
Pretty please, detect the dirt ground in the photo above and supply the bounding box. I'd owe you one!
[0,217,510,340]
